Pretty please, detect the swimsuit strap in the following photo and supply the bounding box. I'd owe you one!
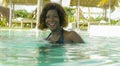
[56,29,64,43]
[46,29,64,43]
[46,33,51,40]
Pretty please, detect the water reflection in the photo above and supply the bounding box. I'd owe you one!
[0,30,120,66]
[37,42,120,66]
[37,44,89,66]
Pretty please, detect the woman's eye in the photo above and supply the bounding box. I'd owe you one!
[46,15,58,19]
[54,16,58,18]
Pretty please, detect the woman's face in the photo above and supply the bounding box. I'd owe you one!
[45,10,60,31]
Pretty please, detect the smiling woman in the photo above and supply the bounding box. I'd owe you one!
[38,3,84,44]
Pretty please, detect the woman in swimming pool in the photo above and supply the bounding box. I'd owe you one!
[38,3,84,44]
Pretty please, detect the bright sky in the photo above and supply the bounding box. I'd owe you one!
[0,0,2,5]
[51,0,70,6]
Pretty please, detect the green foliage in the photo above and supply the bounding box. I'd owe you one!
[64,7,75,16]
[64,7,75,22]
[14,9,30,18]
[94,16,119,25]
[0,18,7,26]
[94,16,105,21]
[110,19,118,25]
[0,12,7,27]
[27,13,33,19]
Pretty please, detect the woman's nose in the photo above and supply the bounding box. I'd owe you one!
[48,17,54,21]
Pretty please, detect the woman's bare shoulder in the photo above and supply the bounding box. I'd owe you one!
[65,30,78,35]
[64,30,84,43]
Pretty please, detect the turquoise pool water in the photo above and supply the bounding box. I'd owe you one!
[0,29,120,66]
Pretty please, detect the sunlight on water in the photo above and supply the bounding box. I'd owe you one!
[0,29,120,66]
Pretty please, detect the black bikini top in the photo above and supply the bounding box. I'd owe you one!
[46,29,64,44]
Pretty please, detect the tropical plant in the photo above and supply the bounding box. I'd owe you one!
[14,9,30,18]
[64,7,76,22]
[0,18,7,26]
[110,19,118,25]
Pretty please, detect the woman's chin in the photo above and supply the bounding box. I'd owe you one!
[49,28,55,31]
[49,26,56,31]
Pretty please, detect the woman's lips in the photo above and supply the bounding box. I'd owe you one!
[49,23,55,28]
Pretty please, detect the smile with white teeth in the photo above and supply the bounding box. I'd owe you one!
[49,23,55,27]
[50,23,54,26]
